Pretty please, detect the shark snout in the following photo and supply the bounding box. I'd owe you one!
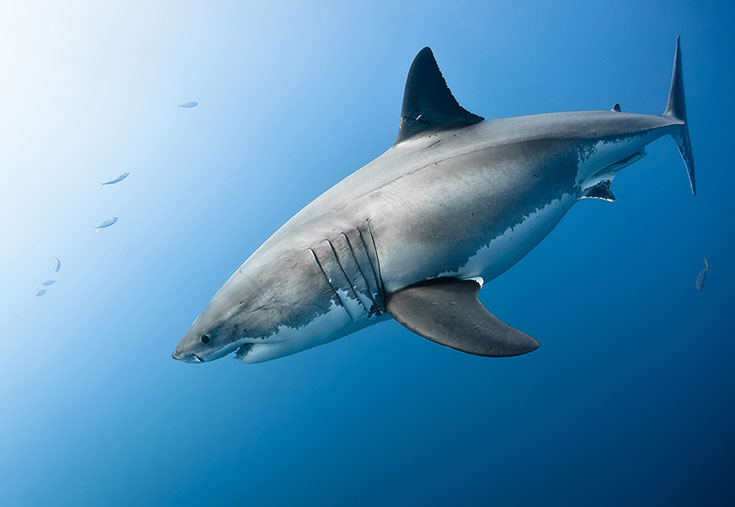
[171,345,205,363]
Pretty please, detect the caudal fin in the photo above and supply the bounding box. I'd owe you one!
[663,36,696,195]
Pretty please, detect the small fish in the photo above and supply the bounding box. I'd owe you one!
[101,172,129,185]
[178,101,198,108]
[36,289,47,297]
[95,217,119,230]
[42,280,56,287]
[55,256,61,272]
[696,258,709,292]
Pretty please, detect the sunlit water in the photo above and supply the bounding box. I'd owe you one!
[0,1,732,505]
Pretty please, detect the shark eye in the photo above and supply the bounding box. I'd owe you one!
[200,334,211,344]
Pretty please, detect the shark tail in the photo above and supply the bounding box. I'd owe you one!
[663,36,696,195]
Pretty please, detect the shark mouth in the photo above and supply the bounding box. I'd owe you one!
[235,343,255,360]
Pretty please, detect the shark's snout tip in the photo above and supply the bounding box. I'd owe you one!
[171,346,205,364]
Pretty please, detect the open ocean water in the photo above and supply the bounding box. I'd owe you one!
[0,1,732,505]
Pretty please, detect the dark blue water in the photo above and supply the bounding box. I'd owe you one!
[1,1,732,505]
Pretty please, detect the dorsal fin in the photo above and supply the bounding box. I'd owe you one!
[395,47,484,144]
[612,103,622,112]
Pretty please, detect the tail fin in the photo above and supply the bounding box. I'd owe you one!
[663,36,696,195]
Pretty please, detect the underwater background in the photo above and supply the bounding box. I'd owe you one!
[1,1,733,505]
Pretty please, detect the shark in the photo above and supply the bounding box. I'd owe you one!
[173,38,695,364]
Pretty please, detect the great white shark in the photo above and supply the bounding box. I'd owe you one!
[173,38,695,364]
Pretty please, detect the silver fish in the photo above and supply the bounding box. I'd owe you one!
[55,257,61,272]
[36,289,47,297]
[178,101,198,108]
[696,258,709,291]
[95,217,119,230]
[42,280,56,286]
[101,172,129,185]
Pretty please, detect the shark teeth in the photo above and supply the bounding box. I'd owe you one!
[234,343,254,360]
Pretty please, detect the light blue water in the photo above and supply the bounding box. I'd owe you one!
[1,1,733,505]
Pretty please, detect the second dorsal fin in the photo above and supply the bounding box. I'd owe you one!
[395,47,484,144]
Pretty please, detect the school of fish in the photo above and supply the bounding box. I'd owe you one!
[35,102,198,296]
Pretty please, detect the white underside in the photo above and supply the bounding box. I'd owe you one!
[439,192,577,282]
[237,289,378,363]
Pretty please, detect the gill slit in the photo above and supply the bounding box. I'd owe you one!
[341,232,382,313]
[365,219,384,297]
[308,247,351,319]
[324,239,365,313]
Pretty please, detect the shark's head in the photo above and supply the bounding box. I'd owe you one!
[172,266,262,364]
[172,304,247,364]
[172,248,356,365]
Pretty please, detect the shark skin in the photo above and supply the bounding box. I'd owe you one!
[173,39,695,365]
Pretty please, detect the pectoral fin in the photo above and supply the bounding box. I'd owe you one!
[385,277,539,357]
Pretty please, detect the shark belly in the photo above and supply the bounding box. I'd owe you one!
[236,302,386,363]
[369,140,580,292]
[439,190,577,282]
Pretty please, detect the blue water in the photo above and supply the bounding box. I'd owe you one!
[1,1,733,505]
